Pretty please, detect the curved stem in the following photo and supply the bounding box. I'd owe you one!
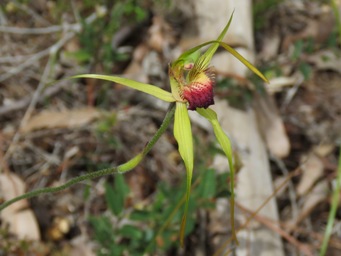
[319,149,341,256]
[0,103,176,211]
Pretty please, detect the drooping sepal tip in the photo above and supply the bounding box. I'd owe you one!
[196,107,239,245]
[173,102,194,246]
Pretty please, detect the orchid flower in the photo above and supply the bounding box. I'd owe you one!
[72,12,268,245]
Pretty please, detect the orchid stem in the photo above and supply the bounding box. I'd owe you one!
[0,103,176,212]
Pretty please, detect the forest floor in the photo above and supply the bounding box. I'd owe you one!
[0,1,341,255]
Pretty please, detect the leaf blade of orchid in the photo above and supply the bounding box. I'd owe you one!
[196,107,239,245]
[174,102,194,247]
[71,74,175,102]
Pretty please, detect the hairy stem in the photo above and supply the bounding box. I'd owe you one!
[0,103,176,211]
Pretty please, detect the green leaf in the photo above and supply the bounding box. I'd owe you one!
[182,204,196,236]
[105,175,129,215]
[173,102,193,246]
[130,210,152,221]
[88,216,116,246]
[299,62,312,80]
[198,169,216,199]
[196,107,238,244]
[105,182,122,215]
[105,174,129,215]
[71,74,175,102]
[216,172,231,198]
[65,49,92,63]
[115,174,130,197]
[119,225,143,240]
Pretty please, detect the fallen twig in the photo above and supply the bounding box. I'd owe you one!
[0,13,97,83]
[0,13,98,172]
[11,0,51,26]
[270,153,299,221]
[0,79,68,116]
[0,25,63,35]
[213,167,302,256]
[236,203,314,256]
[0,12,97,35]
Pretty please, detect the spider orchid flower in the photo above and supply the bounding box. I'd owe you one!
[72,12,268,246]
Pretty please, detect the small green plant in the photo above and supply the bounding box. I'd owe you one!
[64,1,148,71]
[291,39,314,80]
[95,112,120,149]
[216,78,254,110]
[0,12,267,247]
[89,168,231,255]
[253,0,284,30]
[0,227,39,255]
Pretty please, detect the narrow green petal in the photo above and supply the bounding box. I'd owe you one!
[172,40,268,84]
[194,10,234,70]
[185,41,268,83]
[174,11,234,70]
[174,102,193,246]
[71,74,175,102]
[219,42,269,83]
[169,70,184,102]
[196,107,238,244]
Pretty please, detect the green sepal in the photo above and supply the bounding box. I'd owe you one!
[173,39,268,83]
[168,69,184,102]
[196,108,233,167]
[218,42,269,83]
[173,102,193,246]
[190,11,234,77]
[71,74,175,102]
[196,107,238,244]
[184,50,201,67]
[173,11,234,70]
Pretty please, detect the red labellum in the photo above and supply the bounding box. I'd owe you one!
[182,68,215,110]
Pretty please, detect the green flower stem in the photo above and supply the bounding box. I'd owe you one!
[319,149,341,255]
[0,103,176,212]
[145,177,201,254]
